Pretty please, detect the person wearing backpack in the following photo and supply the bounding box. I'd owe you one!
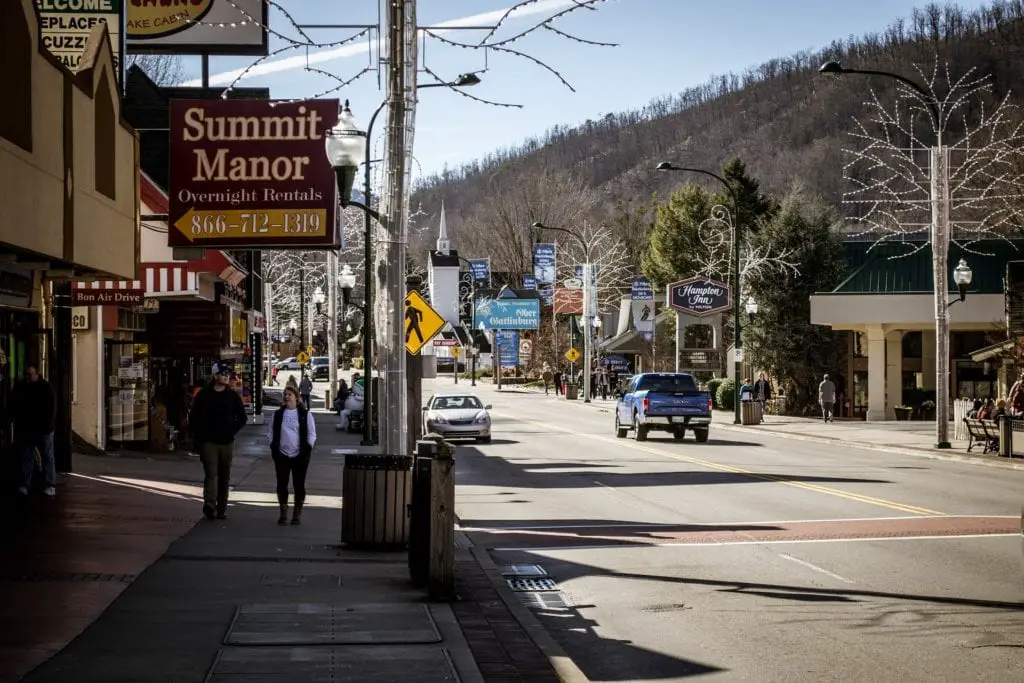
[267,385,317,525]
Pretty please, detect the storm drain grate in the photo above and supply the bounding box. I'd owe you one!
[501,564,548,578]
[260,574,342,587]
[518,591,570,610]
[506,577,557,592]
[0,572,137,583]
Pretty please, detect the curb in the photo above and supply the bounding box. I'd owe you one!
[713,421,1024,471]
[466,543,590,683]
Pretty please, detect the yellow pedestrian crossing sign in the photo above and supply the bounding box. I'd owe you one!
[296,351,310,364]
[404,290,445,355]
[452,346,462,357]
[565,347,581,363]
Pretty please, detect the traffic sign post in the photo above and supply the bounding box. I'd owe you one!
[565,347,581,363]
[296,351,310,365]
[404,290,446,355]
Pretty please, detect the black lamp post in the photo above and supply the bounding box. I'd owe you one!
[656,162,742,425]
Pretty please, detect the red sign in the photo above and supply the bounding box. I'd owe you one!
[433,338,459,347]
[168,98,339,249]
[71,288,144,306]
[553,288,583,315]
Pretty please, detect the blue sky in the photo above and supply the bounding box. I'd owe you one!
[176,0,991,181]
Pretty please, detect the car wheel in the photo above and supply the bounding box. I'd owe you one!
[615,414,627,438]
[694,429,709,443]
[634,413,648,441]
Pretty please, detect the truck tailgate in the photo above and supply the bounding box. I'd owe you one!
[644,392,709,416]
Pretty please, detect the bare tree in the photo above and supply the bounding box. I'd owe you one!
[553,221,633,311]
[127,54,185,85]
[842,61,1024,254]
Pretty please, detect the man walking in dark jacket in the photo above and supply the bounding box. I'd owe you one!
[190,362,248,520]
[13,365,57,497]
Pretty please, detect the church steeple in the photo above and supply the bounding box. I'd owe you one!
[436,201,450,255]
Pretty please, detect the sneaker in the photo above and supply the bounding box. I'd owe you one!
[43,487,56,497]
[16,486,28,496]
[216,512,227,520]
[202,503,216,520]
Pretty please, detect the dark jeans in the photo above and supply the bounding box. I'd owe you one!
[301,393,312,409]
[274,453,311,506]
[199,441,234,513]
[17,431,56,490]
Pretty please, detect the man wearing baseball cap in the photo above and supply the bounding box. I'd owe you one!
[190,361,248,520]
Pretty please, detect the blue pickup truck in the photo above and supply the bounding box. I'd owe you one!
[615,372,713,442]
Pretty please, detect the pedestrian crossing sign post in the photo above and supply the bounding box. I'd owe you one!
[404,290,446,355]
[565,348,581,363]
[452,346,462,357]
[296,351,310,365]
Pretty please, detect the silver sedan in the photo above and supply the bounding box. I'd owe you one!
[423,393,492,442]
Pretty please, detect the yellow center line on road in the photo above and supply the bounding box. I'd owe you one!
[502,411,945,516]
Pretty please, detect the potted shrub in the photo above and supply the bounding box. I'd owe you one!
[918,400,936,420]
[894,405,913,421]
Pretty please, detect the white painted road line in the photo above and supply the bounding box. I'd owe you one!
[491,533,1019,552]
[778,553,856,584]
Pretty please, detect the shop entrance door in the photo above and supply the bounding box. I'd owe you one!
[105,342,150,445]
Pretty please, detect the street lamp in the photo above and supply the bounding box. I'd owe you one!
[952,258,972,304]
[338,264,357,369]
[745,298,759,315]
[656,162,743,425]
[325,76,481,448]
[313,286,326,314]
[818,61,956,447]
[532,221,595,403]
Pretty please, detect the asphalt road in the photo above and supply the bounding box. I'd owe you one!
[440,379,1024,682]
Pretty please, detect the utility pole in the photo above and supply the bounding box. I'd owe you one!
[327,249,338,407]
[931,144,952,447]
[381,0,411,455]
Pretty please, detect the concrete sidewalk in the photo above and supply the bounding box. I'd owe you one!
[3,409,577,682]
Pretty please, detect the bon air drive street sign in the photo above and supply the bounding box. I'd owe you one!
[668,276,731,317]
[168,98,339,249]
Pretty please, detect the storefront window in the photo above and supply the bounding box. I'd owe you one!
[106,342,149,443]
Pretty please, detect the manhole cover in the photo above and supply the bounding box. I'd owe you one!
[518,591,569,610]
[224,603,442,645]
[506,577,557,591]
[206,646,459,682]
[501,564,548,578]
[260,574,342,587]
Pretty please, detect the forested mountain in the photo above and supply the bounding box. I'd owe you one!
[408,1,1024,266]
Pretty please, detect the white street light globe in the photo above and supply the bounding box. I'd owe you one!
[339,264,357,289]
[324,100,367,169]
[953,258,972,286]
[312,286,326,305]
[745,298,759,314]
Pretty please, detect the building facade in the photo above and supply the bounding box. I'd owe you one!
[811,240,1015,420]
[1,4,139,470]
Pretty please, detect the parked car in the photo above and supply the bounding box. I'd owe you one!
[615,372,713,442]
[276,357,301,371]
[310,356,330,381]
[423,393,492,442]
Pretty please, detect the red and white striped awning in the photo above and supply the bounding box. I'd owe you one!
[73,264,205,299]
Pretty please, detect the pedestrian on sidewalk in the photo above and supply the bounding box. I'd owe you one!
[818,373,836,423]
[11,365,57,497]
[270,365,279,386]
[541,363,553,395]
[754,372,772,419]
[191,362,248,520]
[299,373,313,409]
[553,368,563,396]
[268,386,317,525]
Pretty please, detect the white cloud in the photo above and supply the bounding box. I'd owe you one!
[184,0,584,87]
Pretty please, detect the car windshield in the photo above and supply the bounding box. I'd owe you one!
[312,357,328,365]
[432,396,483,410]
[636,374,698,393]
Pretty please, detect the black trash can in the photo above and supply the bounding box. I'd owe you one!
[341,454,413,549]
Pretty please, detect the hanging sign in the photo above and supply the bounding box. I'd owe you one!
[168,98,340,249]
[668,276,731,317]
[36,0,124,72]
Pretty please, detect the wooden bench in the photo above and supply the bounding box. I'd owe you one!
[964,418,1000,453]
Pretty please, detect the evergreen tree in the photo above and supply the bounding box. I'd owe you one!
[743,185,845,413]
[640,183,714,288]
[720,157,777,232]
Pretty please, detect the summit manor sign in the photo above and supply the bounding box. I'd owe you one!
[168,98,339,249]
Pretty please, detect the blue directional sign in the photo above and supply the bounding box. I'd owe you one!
[474,298,541,330]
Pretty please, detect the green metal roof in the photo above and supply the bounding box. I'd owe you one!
[830,239,1023,295]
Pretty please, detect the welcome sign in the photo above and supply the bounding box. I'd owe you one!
[474,299,541,330]
[668,276,731,317]
[36,0,123,72]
